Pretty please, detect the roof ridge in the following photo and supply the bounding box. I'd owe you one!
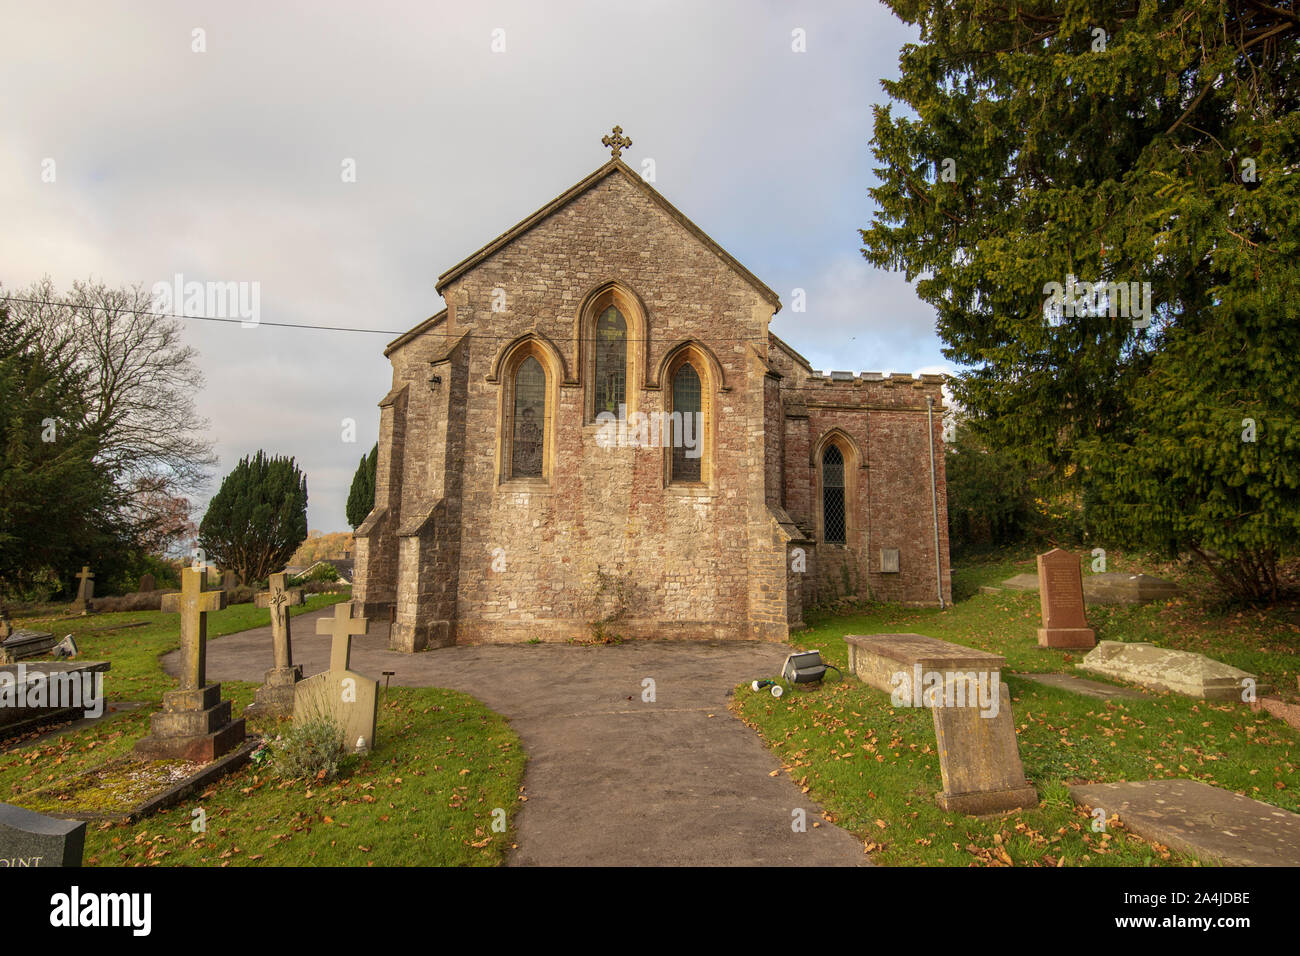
[433,159,781,309]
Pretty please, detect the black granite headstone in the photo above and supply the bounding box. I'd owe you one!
[0,802,86,866]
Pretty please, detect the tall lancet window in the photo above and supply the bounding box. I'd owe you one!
[593,306,627,416]
[670,362,702,483]
[511,356,545,478]
[822,444,846,544]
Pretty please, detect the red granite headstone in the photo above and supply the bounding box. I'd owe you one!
[1036,549,1096,649]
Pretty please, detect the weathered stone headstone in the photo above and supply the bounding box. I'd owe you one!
[0,803,86,866]
[845,634,1037,814]
[1035,549,1096,648]
[244,573,303,719]
[1080,641,1265,700]
[932,681,1038,814]
[1082,572,1180,606]
[135,566,246,762]
[221,570,238,591]
[137,573,156,593]
[293,603,377,753]
[71,566,94,614]
[253,587,304,610]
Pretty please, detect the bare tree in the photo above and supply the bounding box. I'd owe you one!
[5,276,215,526]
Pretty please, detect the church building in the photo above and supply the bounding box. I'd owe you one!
[353,129,952,651]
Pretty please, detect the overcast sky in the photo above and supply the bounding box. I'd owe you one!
[1,1,949,531]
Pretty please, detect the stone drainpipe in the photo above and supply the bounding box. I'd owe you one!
[927,395,945,609]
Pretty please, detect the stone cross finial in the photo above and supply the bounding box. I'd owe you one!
[267,572,293,669]
[601,125,631,159]
[317,603,369,673]
[175,566,226,690]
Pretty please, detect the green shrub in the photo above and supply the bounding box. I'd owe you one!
[272,716,347,783]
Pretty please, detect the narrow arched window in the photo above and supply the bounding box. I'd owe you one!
[822,444,846,544]
[512,356,545,478]
[671,362,702,483]
[593,306,626,415]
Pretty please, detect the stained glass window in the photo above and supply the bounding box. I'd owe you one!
[512,356,545,478]
[822,444,846,544]
[593,306,626,416]
[671,362,702,483]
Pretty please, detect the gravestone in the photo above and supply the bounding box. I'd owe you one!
[137,573,156,593]
[71,566,94,614]
[932,681,1038,814]
[1082,572,1180,606]
[0,803,86,866]
[0,661,111,735]
[1080,641,1265,700]
[0,609,10,641]
[221,570,238,591]
[135,566,246,762]
[293,603,377,753]
[254,587,304,610]
[244,573,303,719]
[845,634,1037,814]
[0,629,56,664]
[1035,549,1096,648]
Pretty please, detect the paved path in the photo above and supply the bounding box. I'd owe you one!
[1070,779,1300,866]
[163,608,869,867]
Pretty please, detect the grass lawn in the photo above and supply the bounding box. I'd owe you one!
[732,548,1300,867]
[0,593,526,866]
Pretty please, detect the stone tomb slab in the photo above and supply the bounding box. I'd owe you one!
[845,634,1037,814]
[0,661,111,736]
[1019,672,1148,701]
[845,633,1007,696]
[1069,779,1300,867]
[0,802,85,866]
[999,573,1040,592]
[1080,641,1264,700]
[0,629,56,664]
[1083,572,1181,606]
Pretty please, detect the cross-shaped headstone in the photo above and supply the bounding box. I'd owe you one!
[317,603,368,673]
[265,572,293,669]
[75,566,93,601]
[601,125,631,159]
[175,566,226,690]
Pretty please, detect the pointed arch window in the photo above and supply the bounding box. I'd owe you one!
[670,362,702,483]
[593,306,627,415]
[822,444,846,544]
[511,356,545,478]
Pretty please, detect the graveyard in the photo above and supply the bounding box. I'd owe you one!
[0,583,524,866]
[0,544,1294,867]
[734,548,1300,866]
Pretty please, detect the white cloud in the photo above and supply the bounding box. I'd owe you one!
[1,0,933,529]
